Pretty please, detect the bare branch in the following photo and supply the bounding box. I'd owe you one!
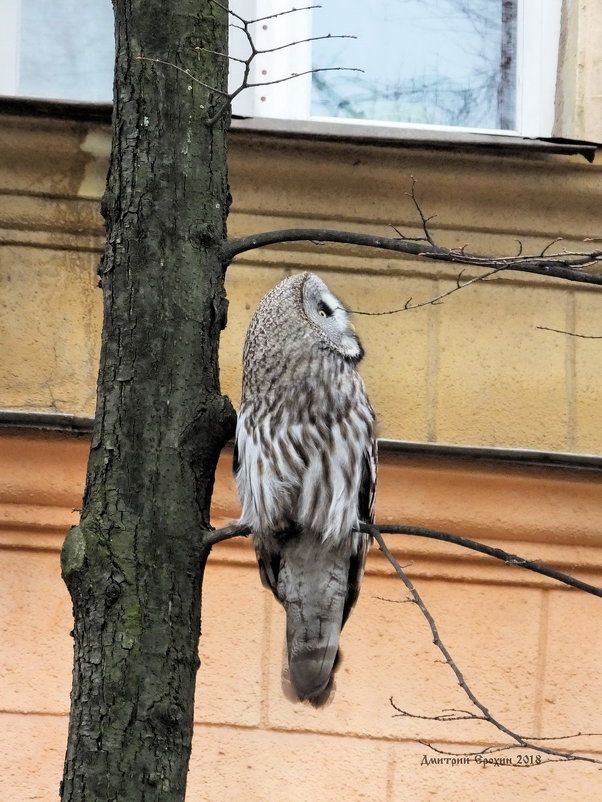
[370,527,602,765]
[243,66,363,91]
[224,178,602,287]
[222,227,602,288]
[204,523,250,546]
[207,523,601,760]
[537,326,602,339]
[228,3,323,26]
[349,265,507,315]
[210,520,602,598]
[540,237,564,257]
[203,0,361,127]
[387,223,431,244]
[194,46,247,64]
[406,176,437,246]
[251,33,357,58]
[360,523,602,598]
[391,700,602,740]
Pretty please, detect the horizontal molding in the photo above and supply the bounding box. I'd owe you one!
[1,110,600,249]
[0,98,597,158]
[0,192,104,245]
[2,410,602,471]
[0,410,94,433]
[231,117,600,160]
[1,429,600,584]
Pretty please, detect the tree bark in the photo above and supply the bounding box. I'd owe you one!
[60,2,234,799]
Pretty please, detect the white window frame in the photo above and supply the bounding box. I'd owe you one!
[231,0,563,138]
[1,0,562,138]
[0,0,21,96]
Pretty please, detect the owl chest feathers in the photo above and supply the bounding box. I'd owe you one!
[235,362,374,546]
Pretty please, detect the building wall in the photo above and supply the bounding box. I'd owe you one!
[1,113,601,453]
[556,0,602,141]
[2,4,602,793]
[1,431,601,800]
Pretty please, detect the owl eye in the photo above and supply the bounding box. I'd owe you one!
[317,301,333,318]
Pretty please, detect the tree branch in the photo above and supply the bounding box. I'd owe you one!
[537,326,602,339]
[360,523,602,598]
[208,521,602,598]
[369,527,602,765]
[207,521,601,760]
[205,0,362,126]
[222,228,602,287]
[204,522,250,546]
[348,265,507,314]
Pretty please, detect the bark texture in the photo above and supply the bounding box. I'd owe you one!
[60,2,234,799]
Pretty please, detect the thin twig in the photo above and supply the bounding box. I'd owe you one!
[368,526,601,765]
[241,66,363,91]
[360,523,602,598]
[250,33,357,58]
[217,1,322,26]
[204,0,361,126]
[136,56,229,95]
[406,176,437,246]
[541,237,564,257]
[348,265,507,315]
[537,326,602,339]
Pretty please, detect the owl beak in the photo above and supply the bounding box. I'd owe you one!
[349,323,356,333]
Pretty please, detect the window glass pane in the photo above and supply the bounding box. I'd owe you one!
[311,0,517,130]
[17,0,114,102]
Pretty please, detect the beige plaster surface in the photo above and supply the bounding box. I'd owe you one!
[0,432,601,800]
[1,114,602,454]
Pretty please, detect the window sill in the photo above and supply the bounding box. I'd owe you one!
[0,96,598,163]
[232,116,599,162]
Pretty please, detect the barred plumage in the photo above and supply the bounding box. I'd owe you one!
[234,272,377,706]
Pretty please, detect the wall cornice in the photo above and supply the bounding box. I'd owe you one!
[1,429,600,587]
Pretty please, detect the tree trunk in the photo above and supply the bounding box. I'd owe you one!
[60,2,234,799]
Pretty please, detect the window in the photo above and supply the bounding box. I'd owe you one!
[2,0,562,138]
[1,0,113,102]
[231,0,562,137]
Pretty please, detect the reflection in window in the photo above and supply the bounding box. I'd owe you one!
[17,0,113,102]
[311,0,517,130]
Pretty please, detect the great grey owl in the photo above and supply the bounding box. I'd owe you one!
[234,272,377,706]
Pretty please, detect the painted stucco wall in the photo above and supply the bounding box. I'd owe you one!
[1,433,601,800]
[1,115,601,454]
[1,2,602,796]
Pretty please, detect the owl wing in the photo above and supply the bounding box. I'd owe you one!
[342,437,377,626]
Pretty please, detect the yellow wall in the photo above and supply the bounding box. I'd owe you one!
[556,0,602,141]
[1,114,601,453]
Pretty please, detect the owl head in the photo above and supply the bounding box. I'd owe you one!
[300,273,363,362]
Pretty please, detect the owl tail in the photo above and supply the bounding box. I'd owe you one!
[277,544,349,707]
[283,623,342,707]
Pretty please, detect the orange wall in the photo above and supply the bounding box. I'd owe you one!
[1,430,601,800]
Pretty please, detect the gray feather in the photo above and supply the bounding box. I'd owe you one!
[234,273,377,705]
